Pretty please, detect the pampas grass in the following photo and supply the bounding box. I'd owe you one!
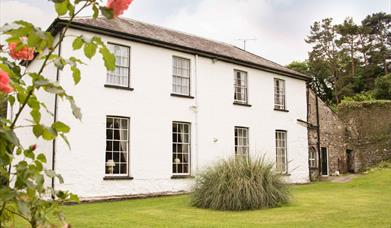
[191,156,290,211]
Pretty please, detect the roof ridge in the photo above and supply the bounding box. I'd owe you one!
[67,16,310,79]
[117,17,239,49]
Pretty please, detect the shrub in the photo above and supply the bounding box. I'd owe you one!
[341,92,375,104]
[191,157,290,211]
[373,73,391,100]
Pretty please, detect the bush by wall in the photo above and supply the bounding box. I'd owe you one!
[191,157,290,211]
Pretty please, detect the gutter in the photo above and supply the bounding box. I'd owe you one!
[48,19,311,81]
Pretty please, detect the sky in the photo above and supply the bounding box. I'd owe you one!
[0,0,389,65]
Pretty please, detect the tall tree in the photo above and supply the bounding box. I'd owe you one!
[362,13,391,74]
[306,18,341,103]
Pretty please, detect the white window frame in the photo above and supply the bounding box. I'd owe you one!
[106,43,131,87]
[234,70,248,104]
[172,121,191,175]
[274,78,286,110]
[235,126,249,157]
[275,130,288,174]
[172,56,191,96]
[105,116,129,176]
[309,147,318,168]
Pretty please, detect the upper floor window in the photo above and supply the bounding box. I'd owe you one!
[106,43,130,87]
[172,122,191,175]
[106,116,129,176]
[275,130,287,174]
[234,70,248,104]
[274,78,286,110]
[172,56,191,96]
[235,126,249,157]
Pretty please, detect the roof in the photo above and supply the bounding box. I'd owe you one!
[49,17,310,80]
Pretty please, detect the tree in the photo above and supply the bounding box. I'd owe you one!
[373,73,391,99]
[362,12,391,75]
[0,0,133,227]
[301,12,391,104]
[306,18,341,103]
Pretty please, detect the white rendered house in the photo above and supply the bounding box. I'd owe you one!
[15,17,310,199]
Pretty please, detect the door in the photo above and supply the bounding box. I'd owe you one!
[321,147,328,176]
[346,149,354,173]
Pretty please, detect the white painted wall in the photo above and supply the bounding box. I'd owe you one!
[17,28,309,199]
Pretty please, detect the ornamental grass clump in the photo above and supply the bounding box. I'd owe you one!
[191,156,290,211]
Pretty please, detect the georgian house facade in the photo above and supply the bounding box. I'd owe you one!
[15,17,311,199]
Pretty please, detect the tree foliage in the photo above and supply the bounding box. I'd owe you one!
[288,12,391,104]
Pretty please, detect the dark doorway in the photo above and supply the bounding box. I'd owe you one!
[321,147,328,176]
[346,149,354,173]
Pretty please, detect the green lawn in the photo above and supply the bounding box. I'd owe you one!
[18,168,391,227]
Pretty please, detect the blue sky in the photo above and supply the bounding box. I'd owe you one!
[1,0,389,64]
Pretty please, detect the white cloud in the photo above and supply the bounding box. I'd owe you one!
[1,0,388,64]
[0,0,55,30]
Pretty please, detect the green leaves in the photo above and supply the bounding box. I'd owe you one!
[71,66,81,84]
[0,128,21,147]
[52,121,70,133]
[83,42,97,59]
[100,7,114,19]
[55,0,69,16]
[100,46,116,71]
[72,35,117,71]
[30,109,41,123]
[72,37,84,50]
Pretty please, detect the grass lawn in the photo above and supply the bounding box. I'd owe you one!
[17,167,391,227]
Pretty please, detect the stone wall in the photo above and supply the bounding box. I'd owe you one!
[307,90,347,180]
[338,101,391,172]
[308,89,391,180]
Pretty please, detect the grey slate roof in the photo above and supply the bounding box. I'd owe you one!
[54,17,309,80]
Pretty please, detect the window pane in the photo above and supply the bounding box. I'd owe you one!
[234,127,249,157]
[274,79,286,110]
[172,57,190,95]
[275,130,287,173]
[234,70,248,103]
[106,117,129,175]
[106,44,130,87]
[172,122,191,174]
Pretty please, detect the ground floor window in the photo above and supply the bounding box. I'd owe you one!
[275,130,287,173]
[105,116,129,175]
[309,146,318,168]
[235,126,249,157]
[172,122,191,174]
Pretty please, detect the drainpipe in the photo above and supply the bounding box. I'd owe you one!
[315,91,321,176]
[193,54,200,174]
[51,38,61,191]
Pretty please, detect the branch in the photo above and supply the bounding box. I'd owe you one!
[10,1,90,129]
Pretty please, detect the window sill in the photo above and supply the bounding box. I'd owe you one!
[233,102,252,107]
[103,176,134,180]
[104,84,134,91]
[170,93,194,99]
[171,175,194,179]
[274,108,289,112]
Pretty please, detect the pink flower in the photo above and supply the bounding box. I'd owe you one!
[0,69,13,94]
[8,42,35,61]
[106,0,133,17]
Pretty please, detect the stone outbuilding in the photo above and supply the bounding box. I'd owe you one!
[307,88,391,181]
[307,89,349,180]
